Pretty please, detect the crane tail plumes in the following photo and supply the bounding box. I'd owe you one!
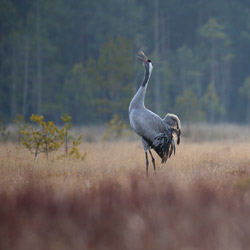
[169,138,175,158]
[163,113,181,145]
[151,131,174,164]
[177,134,180,145]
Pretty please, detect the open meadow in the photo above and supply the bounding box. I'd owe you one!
[1,124,250,249]
[3,1,250,249]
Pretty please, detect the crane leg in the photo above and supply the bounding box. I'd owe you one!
[149,149,156,175]
[145,152,149,176]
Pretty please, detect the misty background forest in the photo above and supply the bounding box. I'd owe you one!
[1,0,250,125]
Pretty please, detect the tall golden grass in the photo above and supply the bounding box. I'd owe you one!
[1,140,250,192]
[1,137,250,249]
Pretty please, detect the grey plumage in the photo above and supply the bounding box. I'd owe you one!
[129,52,181,175]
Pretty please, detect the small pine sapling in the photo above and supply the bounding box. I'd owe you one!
[103,114,129,140]
[61,113,72,155]
[20,114,64,159]
[69,134,87,160]
[61,113,86,160]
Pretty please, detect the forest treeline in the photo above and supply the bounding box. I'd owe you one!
[1,0,250,125]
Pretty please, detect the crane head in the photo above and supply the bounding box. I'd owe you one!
[137,51,153,74]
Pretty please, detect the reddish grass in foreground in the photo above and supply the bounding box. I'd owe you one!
[1,176,250,250]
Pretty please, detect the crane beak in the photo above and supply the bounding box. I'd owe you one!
[137,55,146,64]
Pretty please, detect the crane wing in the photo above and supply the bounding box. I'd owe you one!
[130,108,176,163]
[130,108,166,142]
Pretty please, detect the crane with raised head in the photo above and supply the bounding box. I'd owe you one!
[129,52,181,176]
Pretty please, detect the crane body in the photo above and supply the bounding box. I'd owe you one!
[129,52,181,176]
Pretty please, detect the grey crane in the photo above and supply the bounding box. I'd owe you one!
[129,52,181,176]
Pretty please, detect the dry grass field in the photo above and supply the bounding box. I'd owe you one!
[1,125,250,249]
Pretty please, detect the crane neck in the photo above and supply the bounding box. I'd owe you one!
[129,67,152,112]
[141,67,151,87]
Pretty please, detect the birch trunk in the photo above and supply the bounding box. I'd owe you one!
[11,53,17,119]
[37,0,42,114]
[22,36,29,117]
[154,0,160,115]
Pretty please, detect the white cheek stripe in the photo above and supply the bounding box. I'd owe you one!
[149,63,153,73]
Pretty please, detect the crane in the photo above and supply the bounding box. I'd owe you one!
[129,52,181,176]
